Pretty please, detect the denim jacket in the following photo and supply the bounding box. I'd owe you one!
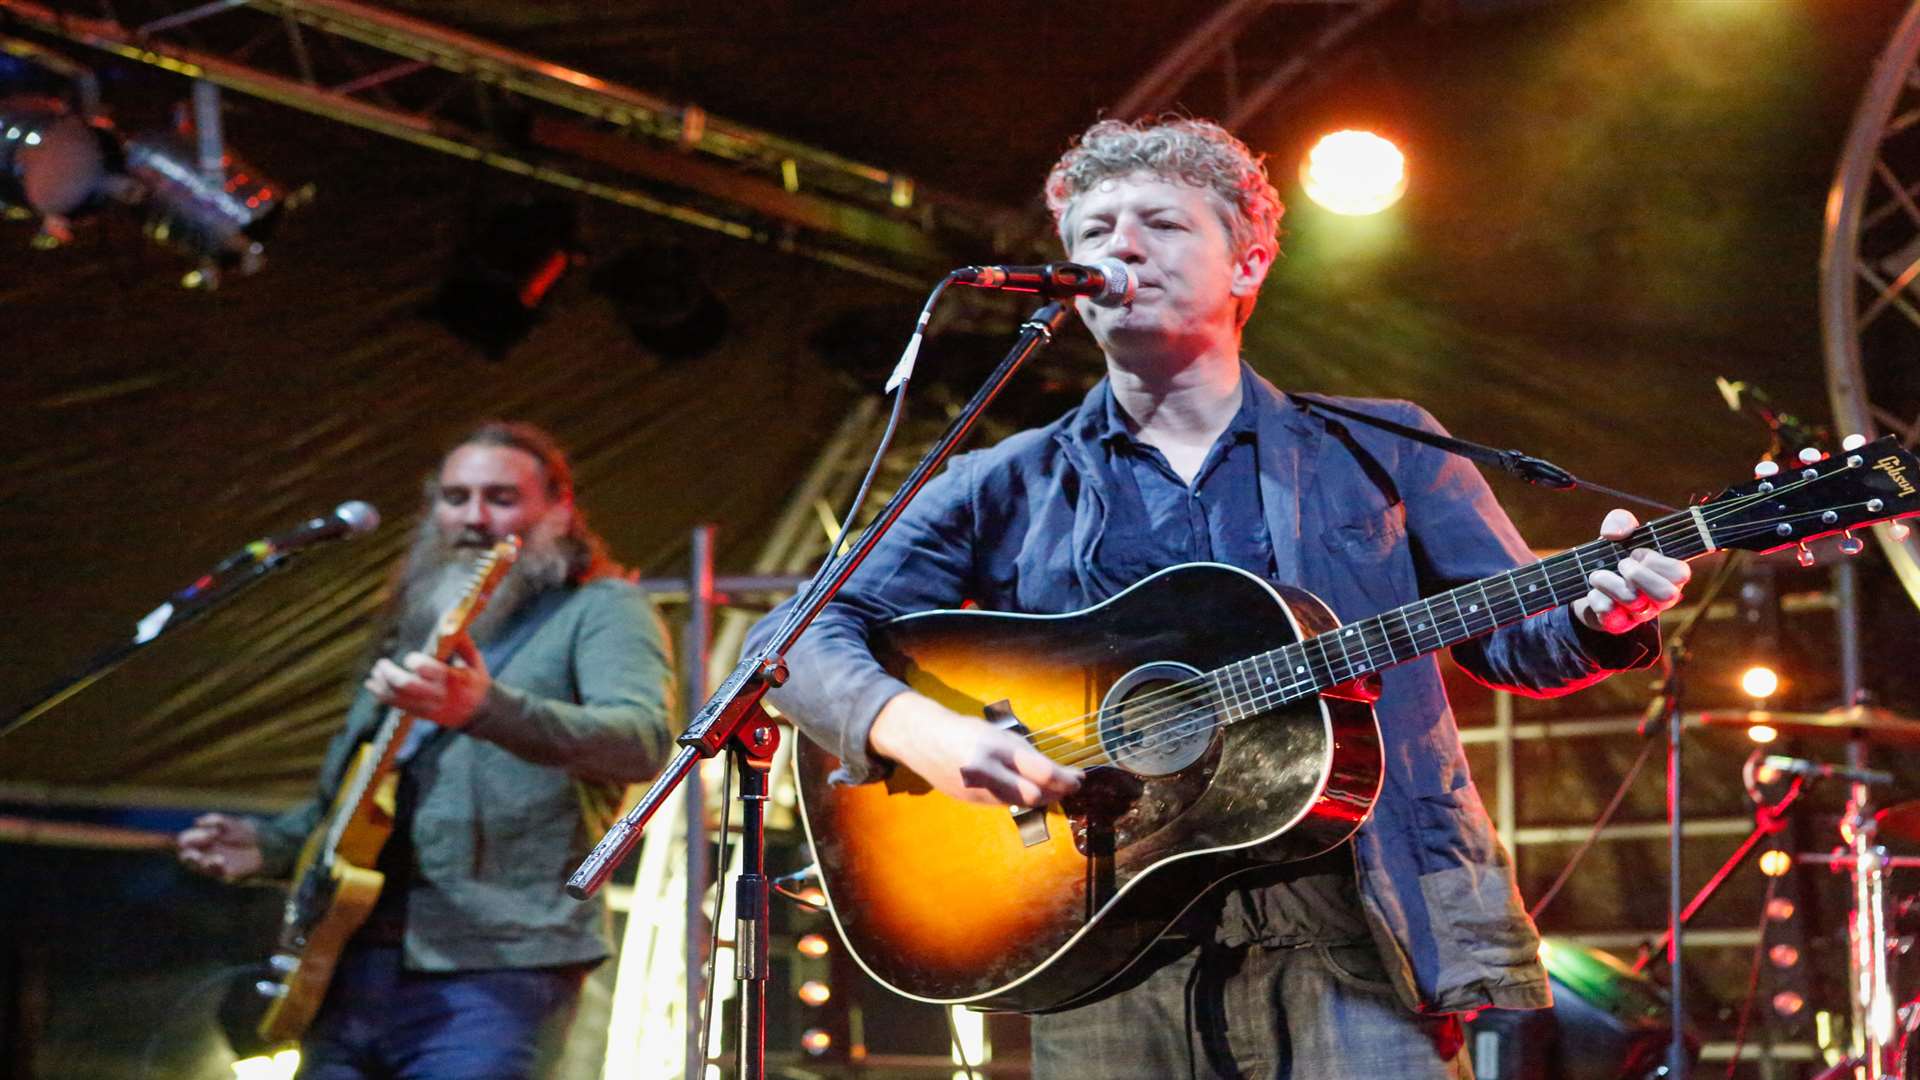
[751,365,1655,1013]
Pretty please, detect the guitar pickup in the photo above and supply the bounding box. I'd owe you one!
[985,699,1050,848]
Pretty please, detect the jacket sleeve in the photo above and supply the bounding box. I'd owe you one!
[1393,403,1659,695]
[745,453,982,785]
[462,580,676,784]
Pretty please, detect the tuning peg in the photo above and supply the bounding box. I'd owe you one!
[1840,531,1866,556]
[1796,543,1817,568]
[1844,433,1869,451]
[1798,447,1824,465]
[1892,521,1911,541]
[1754,459,1781,478]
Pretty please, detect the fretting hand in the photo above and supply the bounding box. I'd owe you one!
[1571,508,1692,634]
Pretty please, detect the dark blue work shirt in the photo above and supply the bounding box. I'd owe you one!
[1097,381,1369,949]
[1095,380,1271,580]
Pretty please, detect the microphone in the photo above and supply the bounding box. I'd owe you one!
[190,501,381,586]
[1758,754,1892,787]
[140,501,381,641]
[953,259,1135,308]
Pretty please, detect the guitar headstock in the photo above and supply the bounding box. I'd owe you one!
[1702,435,1920,557]
[434,536,522,641]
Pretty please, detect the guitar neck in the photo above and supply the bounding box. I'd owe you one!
[1209,507,1715,722]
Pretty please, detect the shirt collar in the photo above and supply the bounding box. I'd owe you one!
[1095,368,1259,448]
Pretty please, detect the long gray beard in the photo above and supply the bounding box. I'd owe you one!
[385,527,572,659]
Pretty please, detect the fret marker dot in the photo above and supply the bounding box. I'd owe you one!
[1468,604,1479,613]
[1296,665,1306,674]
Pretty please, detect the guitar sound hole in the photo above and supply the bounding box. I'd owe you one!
[1098,661,1218,777]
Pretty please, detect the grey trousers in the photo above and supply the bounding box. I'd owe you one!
[1030,941,1474,1080]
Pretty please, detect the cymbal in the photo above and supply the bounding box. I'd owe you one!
[1697,705,1920,745]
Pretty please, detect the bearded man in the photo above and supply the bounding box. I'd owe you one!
[177,421,672,1080]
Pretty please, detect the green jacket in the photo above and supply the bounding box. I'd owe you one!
[256,576,673,971]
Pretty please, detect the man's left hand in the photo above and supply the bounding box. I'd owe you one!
[365,635,490,728]
[1572,508,1692,635]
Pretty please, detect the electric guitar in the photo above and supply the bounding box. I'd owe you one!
[794,438,1920,1013]
[254,538,519,1044]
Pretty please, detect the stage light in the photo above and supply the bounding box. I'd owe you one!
[1769,944,1800,968]
[123,129,293,282]
[1759,850,1793,877]
[0,95,118,225]
[1740,665,1781,700]
[590,241,729,362]
[796,933,831,958]
[1773,991,1806,1017]
[797,980,831,1006]
[1747,724,1778,745]
[799,886,827,909]
[431,198,580,359]
[801,1029,833,1056]
[1766,897,1796,920]
[1300,130,1407,216]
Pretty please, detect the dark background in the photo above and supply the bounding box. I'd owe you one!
[3,0,1918,1076]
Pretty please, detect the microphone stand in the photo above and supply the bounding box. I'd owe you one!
[4,545,310,740]
[567,301,1071,1080]
[1636,547,1745,1079]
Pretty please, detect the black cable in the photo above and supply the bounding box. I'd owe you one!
[1724,874,1779,1078]
[1527,737,1659,922]
[767,274,952,651]
[136,962,258,1080]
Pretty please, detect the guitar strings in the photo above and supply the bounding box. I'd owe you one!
[1046,497,1881,772]
[1046,503,1851,772]
[1008,479,1883,773]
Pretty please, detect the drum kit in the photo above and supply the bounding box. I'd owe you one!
[1696,704,1920,1079]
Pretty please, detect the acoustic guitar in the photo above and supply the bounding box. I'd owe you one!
[795,439,1920,1013]
[254,537,519,1044]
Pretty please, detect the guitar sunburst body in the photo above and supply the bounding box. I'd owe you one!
[795,564,1383,1013]
[255,538,520,1045]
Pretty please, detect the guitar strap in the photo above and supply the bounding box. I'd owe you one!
[1289,393,1674,514]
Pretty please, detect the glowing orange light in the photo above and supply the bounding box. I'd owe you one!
[1766,898,1796,920]
[796,933,831,958]
[1747,724,1778,745]
[1773,990,1806,1016]
[797,980,831,1006]
[799,887,828,909]
[1769,944,1801,968]
[1300,130,1408,216]
[800,1029,832,1055]
[1741,665,1781,700]
[1759,850,1793,877]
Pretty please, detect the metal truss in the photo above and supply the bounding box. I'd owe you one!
[0,0,1029,288]
[1113,0,1398,130]
[1822,0,1920,612]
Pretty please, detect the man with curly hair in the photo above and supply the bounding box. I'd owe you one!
[751,117,1689,1077]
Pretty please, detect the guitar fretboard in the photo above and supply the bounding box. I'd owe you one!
[1203,508,1713,724]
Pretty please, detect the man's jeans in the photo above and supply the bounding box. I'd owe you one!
[295,944,586,1080]
[1032,940,1475,1080]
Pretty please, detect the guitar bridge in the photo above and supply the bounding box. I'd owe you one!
[985,699,1050,848]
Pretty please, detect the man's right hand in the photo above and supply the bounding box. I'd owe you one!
[868,692,1082,808]
[176,813,265,882]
